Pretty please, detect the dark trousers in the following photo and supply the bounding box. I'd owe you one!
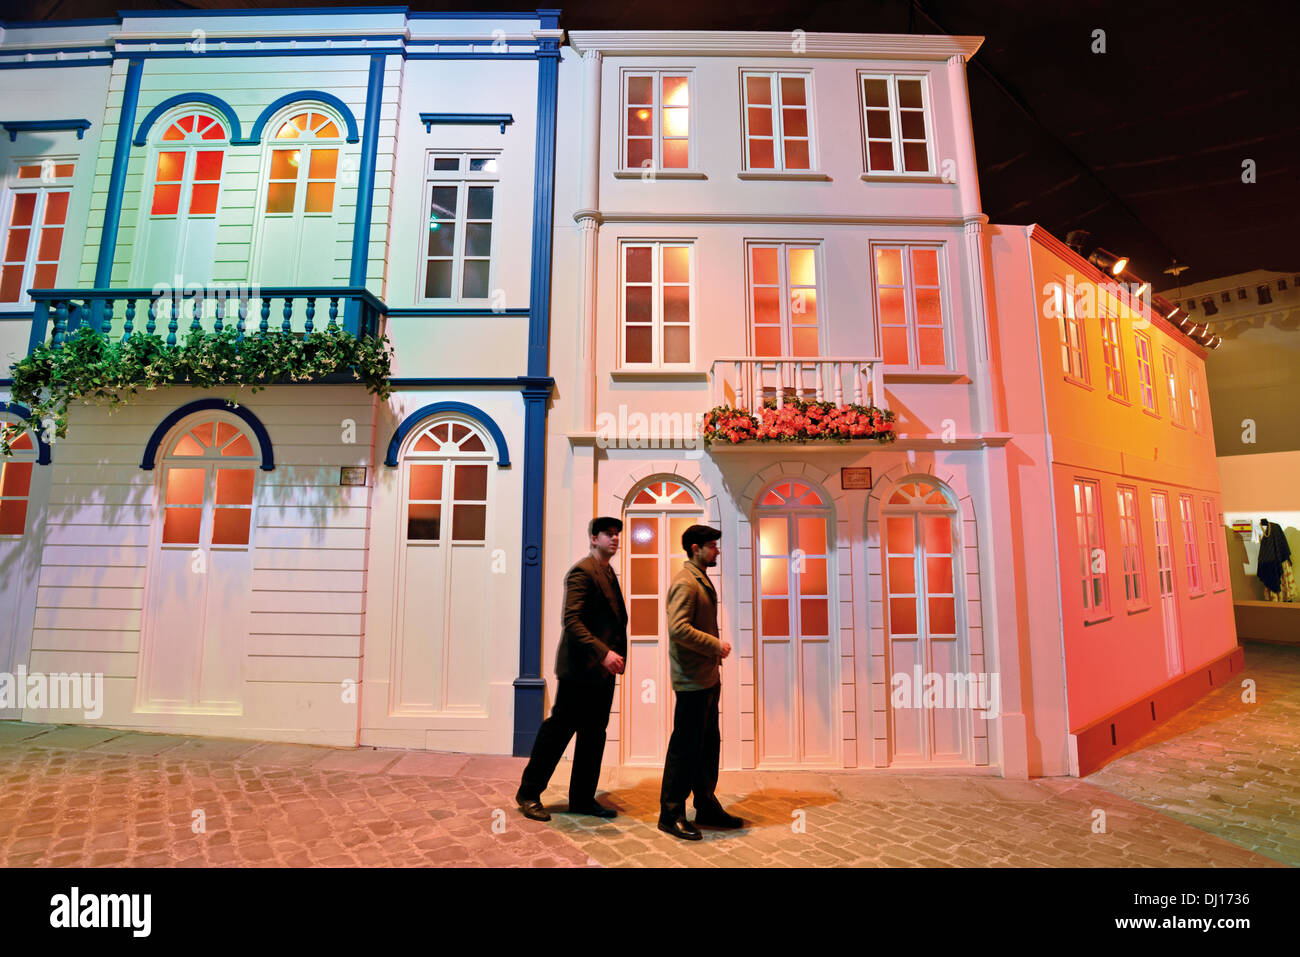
[518,676,616,806]
[659,682,722,821]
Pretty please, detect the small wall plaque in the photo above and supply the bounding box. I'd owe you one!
[1229,521,1254,534]
[340,466,367,486]
[841,467,872,490]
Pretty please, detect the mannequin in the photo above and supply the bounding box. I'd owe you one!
[1258,518,1296,602]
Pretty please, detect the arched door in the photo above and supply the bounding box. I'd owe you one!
[135,111,227,287]
[392,418,493,715]
[138,416,257,713]
[621,478,702,765]
[754,479,836,766]
[256,110,343,285]
[0,419,47,718]
[883,477,968,764]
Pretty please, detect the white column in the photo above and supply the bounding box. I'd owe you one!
[576,49,603,431]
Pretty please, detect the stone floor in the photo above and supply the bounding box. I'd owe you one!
[0,640,1294,868]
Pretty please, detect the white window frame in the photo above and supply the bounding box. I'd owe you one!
[418,150,501,304]
[1074,478,1110,622]
[617,239,695,369]
[1099,302,1128,400]
[1186,363,1204,433]
[859,72,936,177]
[1178,494,1202,594]
[739,70,817,172]
[1,158,76,306]
[871,242,950,370]
[1202,498,1223,591]
[1134,330,1158,414]
[746,240,824,359]
[1163,349,1183,427]
[1116,485,1147,610]
[619,69,695,173]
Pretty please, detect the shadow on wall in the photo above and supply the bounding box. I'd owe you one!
[1226,524,1300,601]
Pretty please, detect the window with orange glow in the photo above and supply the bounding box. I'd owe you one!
[1186,364,1204,433]
[749,242,820,360]
[0,424,36,536]
[159,418,257,549]
[623,71,691,170]
[621,242,692,366]
[1116,486,1147,608]
[1073,478,1109,620]
[1134,331,1158,413]
[1178,494,1202,594]
[264,112,342,216]
[883,479,958,643]
[2,160,74,303]
[742,72,813,171]
[403,419,492,545]
[1099,300,1128,399]
[1163,350,1183,426]
[860,74,933,175]
[1202,499,1223,590]
[756,480,831,642]
[1057,283,1087,382]
[149,114,226,219]
[874,244,946,368]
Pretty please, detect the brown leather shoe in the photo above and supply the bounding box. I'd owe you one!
[517,799,551,822]
[657,816,702,841]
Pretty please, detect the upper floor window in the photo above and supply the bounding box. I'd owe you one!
[1057,283,1087,383]
[422,152,498,301]
[620,241,693,366]
[1099,303,1128,399]
[749,242,820,357]
[2,160,74,303]
[151,113,225,218]
[1116,485,1146,609]
[622,71,691,171]
[1186,364,1204,433]
[265,111,340,216]
[860,73,933,175]
[1073,478,1109,621]
[874,244,946,368]
[1134,330,1158,413]
[741,72,813,171]
[1178,494,1202,594]
[1202,499,1223,590]
[1163,350,1183,426]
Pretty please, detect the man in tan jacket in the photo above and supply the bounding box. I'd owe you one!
[658,524,744,840]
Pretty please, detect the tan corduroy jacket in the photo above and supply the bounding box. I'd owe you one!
[666,560,723,692]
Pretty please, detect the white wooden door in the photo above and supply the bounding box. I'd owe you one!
[0,422,46,718]
[139,418,256,713]
[621,480,700,765]
[1151,491,1183,677]
[257,112,342,285]
[884,479,967,764]
[755,480,836,766]
[391,419,492,715]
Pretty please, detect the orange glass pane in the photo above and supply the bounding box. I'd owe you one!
[925,488,947,505]
[317,120,339,138]
[801,487,823,505]
[37,227,63,263]
[451,423,469,442]
[760,557,788,596]
[10,432,33,451]
[629,517,657,554]
[212,507,251,546]
[32,263,56,289]
[761,598,789,636]
[875,248,902,286]
[161,121,186,141]
[407,503,441,540]
[926,556,953,593]
[886,516,915,554]
[171,433,203,456]
[151,184,180,216]
[189,183,219,215]
[408,464,442,500]
[452,503,486,540]
[792,327,819,355]
[800,558,827,594]
[0,498,27,535]
[453,463,487,501]
[305,182,334,213]
[223,434,254,457]
[265,182,296,214]
[662,139,689,169]
[0,461,33,497]
[915,288,942,325]
[630,597,658,636]
[888,489,908,505]
[16,165,42,179]
[800,598,828,635]
[155,151,185,183]
[630,556,657,594]
[162,507,201,544]
[791,288,817,324]
[760,489,782,506]
[889,596,917,634]
[192,150,223,181]
[4,228,31,263]
[928,596,956,634]
[10,192,36,226]
[43,192,69,225]
[199,119,227,141]
[671,487,693,505]
[215,468,254,506]
[923,515,951,555]
[750,246,779,285]
[797,516,826,555]
[165,468,205,506]
[269,150,298,179]
[748,138,775,168]
[1,266,22,302]
[784,139,810,169]
[881,327,909,364]
[887,556,915,594]
[308,149,338,179]
[192,423,215,447]
[432,424,450,442]
[413,433,438,453]
[918,327,946,365]
[758,516,787,556]
[459,433,485,452]
[214,422,238,447]
[912,248,939,285]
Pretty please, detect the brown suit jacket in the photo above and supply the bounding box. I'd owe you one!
[666,560,723,691]
[554,555,628,683]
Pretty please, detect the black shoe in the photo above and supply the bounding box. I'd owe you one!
[568,801,618,818]
[658,816,702,841]
[516,798,551,822]
[694,806,744,829]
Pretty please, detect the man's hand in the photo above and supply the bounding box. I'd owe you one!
[603,650,626,675]
[719,639,733,660]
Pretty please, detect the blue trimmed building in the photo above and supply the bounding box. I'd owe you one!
[0,8,559,753]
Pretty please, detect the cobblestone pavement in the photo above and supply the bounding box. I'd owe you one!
[0,641,1293,868]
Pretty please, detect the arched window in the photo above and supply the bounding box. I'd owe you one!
[160,417,258,548]
[139,110,227,285]
[403,418,492,545]
[0,422,37,536]
[265,111,342,216]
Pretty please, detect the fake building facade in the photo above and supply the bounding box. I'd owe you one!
[0,11,1238,778]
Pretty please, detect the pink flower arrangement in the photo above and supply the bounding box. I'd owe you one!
[702,396,897,447]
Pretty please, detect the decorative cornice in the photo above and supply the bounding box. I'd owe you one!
[567,30,983,61]
[593,211,971,227]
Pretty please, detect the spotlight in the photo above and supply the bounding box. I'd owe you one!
[1134,281,1150,297]
[1088,247,1128,275]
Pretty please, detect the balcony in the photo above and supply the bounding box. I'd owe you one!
[709,356,887,411]
[26,286,385,355]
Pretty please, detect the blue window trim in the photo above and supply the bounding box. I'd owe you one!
[348,55,386,311]
[248,90,362,145]
[1,120,92,141]
[140,399,275,472]
[1,402,53,465]
[384,402,511,468]
[94,57,143,291]
[133,92,243,147]
[419,113,514,135]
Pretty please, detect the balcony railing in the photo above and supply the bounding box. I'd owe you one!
[26,286,385,355]
[710,356,887,411]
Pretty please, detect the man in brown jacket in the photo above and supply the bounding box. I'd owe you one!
[516,517,626,821]
[658,524,744,839]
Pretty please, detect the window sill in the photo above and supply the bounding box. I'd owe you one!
[610,369,709,382]
[1083,614,1113,626]
[1170,420,1187,430]
[860,173,949,184]
[1141,406,1161,420]
[1190,590,1205,599]
[1064,375,1093,391]
[613,169,707,180]
[1126,603,1151,615]
[883,370,968,384]
[1106,392,1132,408]
[738,170,831,181]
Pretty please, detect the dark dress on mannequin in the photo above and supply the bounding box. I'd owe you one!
[1257,519,1291,594]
